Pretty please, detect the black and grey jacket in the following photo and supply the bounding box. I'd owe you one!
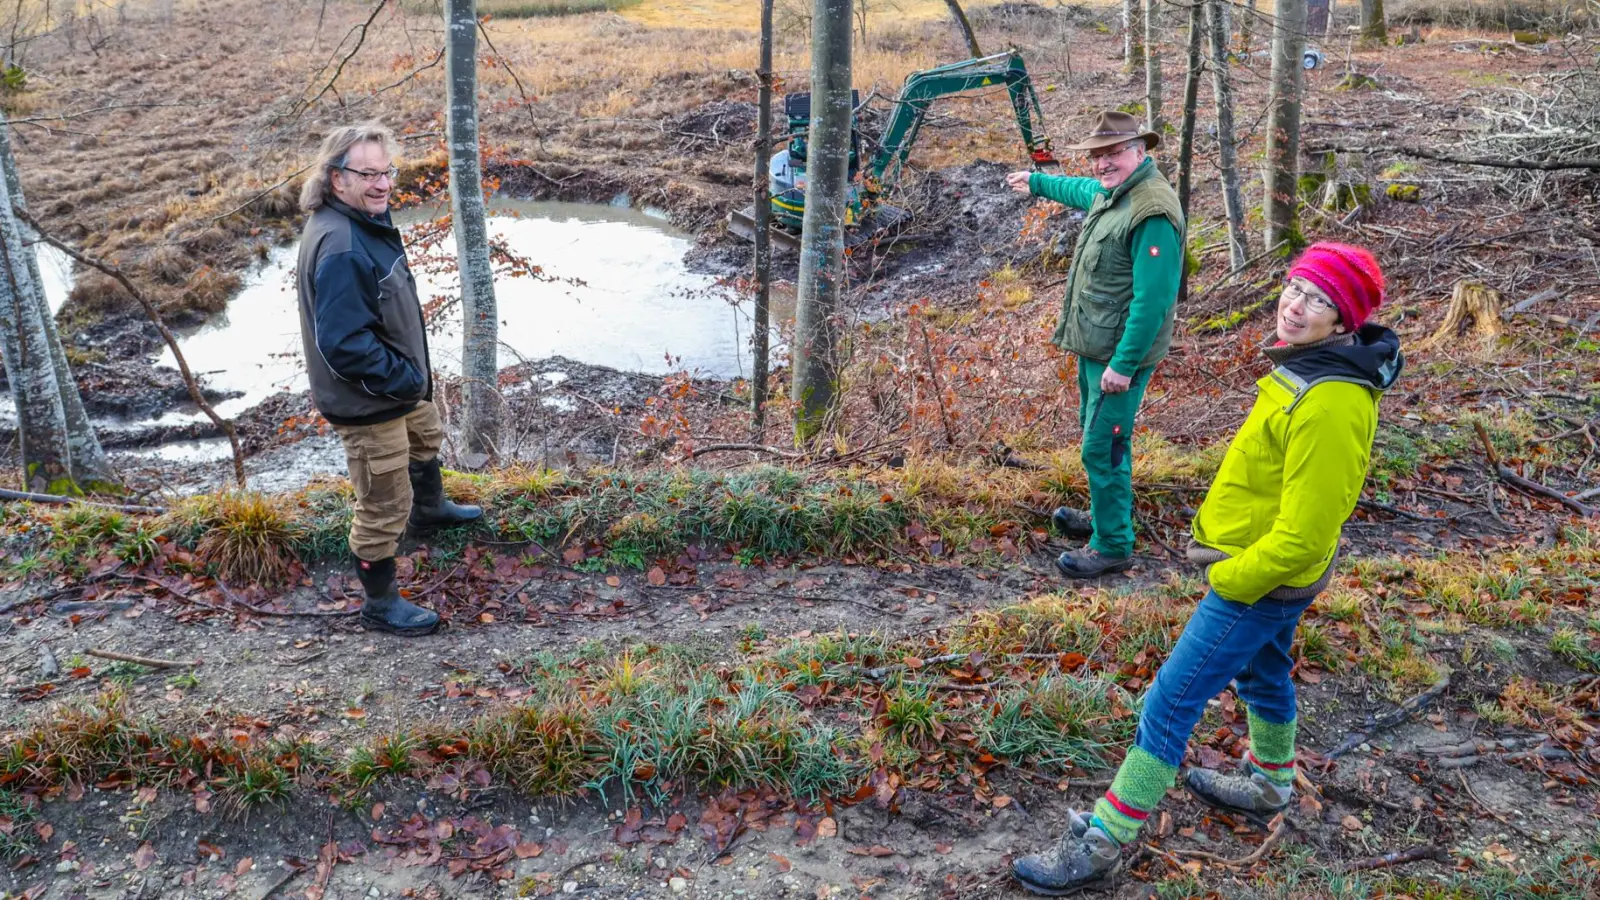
[295,198,432,426]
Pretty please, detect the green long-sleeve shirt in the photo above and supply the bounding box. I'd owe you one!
[1028,172,1182,377]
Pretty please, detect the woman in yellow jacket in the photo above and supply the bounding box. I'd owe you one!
[1013,243,1403,895]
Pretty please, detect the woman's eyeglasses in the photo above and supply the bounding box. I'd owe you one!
[1284,280,1337,316]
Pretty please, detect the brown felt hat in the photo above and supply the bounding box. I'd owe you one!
[1064,110,1161,152]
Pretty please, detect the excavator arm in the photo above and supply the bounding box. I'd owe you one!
[863,49,1056,204]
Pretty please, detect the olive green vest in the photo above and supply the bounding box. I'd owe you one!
[1051,159,1186,367]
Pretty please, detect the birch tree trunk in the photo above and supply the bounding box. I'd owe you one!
[0,121,114,490]
[446,0,501,465]
[750,0,774,432]
[1123,0,1145,71]
[1263,0,1307,254]
[0,161,74,494]
[1207,0,1248,270]
[791,0,852,443]
[1359,0,1386,45]
[1176,0,1203,300]
[943,0,982,57]
[1144,0,1164,136]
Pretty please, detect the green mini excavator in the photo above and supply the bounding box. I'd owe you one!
[728,49,1058,250]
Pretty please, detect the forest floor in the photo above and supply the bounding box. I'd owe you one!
[2,0,1600,897]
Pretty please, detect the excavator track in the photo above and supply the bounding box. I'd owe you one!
[727,204,912,252]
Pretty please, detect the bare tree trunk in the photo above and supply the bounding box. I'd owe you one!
[1143,0,1164,135]
[1359,0,1386,45]
[792,0,852,443]
[1238,0,1255,56]
[0,159,73,495]
[1123,0,1145,71]
[1263,0,1307,254]
[446,0,500,466]
[943,0,982,57]
[750,0,774,433]
[0,121,114,490]
[1207,0,1248,269]
[1176,0,1203,300]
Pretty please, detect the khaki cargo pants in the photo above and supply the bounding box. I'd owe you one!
[332,401,444,562]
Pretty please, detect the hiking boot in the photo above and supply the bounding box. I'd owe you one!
[1011,809,1123,896]
[408,458,483,531]
[356,557,441,636]
[1051,506,1094,539]
[1055,547,1133,580]
[1183,766,1292,828]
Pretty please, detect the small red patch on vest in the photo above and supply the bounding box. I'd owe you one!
[1148,246,1160,257]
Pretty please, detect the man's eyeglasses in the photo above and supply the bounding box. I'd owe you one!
[1284,280,1337,316]
[338,165,399,183]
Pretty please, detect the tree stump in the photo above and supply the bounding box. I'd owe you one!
[1419,281,1502,351]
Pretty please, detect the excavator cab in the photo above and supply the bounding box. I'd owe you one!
[730,49,1056,250]
[768,91,863,231]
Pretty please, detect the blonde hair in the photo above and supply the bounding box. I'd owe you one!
[299,121,398,212]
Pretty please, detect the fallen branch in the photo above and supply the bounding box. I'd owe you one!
[1171,815,1289,866]
[1357,498,1436,522]
[0,487,166,514]
[86,648,198,670]
[1422,734,1547,756]
[1306,143,1600,172]
[16,209,248,487]
[1473,421,1598,518]
[1325,675,1452,760]
[207,164,313,224]
[1342,844,1449,873]
[686,442,802,460]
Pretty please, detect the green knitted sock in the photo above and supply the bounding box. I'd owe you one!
[1090,746,1178,845]
[1246,709,1297,787]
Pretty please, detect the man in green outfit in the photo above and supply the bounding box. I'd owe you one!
[1006,110,1185,580]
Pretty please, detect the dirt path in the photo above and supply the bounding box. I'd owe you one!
[4,527,1598,898]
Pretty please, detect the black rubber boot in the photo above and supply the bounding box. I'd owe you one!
[356,557,441,636]
[1055,547,1133,580]
[407,458,482,530]
[1050,506,1094,539]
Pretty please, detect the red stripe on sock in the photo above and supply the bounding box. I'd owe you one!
[1102,790,1150,821]
[1248,750,1295,770]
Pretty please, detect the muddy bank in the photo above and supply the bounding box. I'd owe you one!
[100,354,716,497]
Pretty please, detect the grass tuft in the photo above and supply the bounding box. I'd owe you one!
[195,493,297,588]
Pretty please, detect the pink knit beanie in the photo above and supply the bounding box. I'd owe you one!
[1286,243,1386,328]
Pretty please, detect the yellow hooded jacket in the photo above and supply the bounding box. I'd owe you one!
[1192,325,1404,604]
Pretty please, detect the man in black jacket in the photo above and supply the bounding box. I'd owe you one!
[296,122,480,636]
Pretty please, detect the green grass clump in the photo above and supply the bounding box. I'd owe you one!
[0,788,40,859]
[981,676,1131,772]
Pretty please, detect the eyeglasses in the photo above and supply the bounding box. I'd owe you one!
[337,165,398,183]
[1089,143,1141,161]
[1284,280,1338,316]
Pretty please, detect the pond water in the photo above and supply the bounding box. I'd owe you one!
[150,198,755,424]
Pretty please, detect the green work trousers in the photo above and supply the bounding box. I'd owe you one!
[1076,357,1154,559]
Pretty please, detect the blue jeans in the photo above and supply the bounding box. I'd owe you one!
[1134,590,1315,768]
